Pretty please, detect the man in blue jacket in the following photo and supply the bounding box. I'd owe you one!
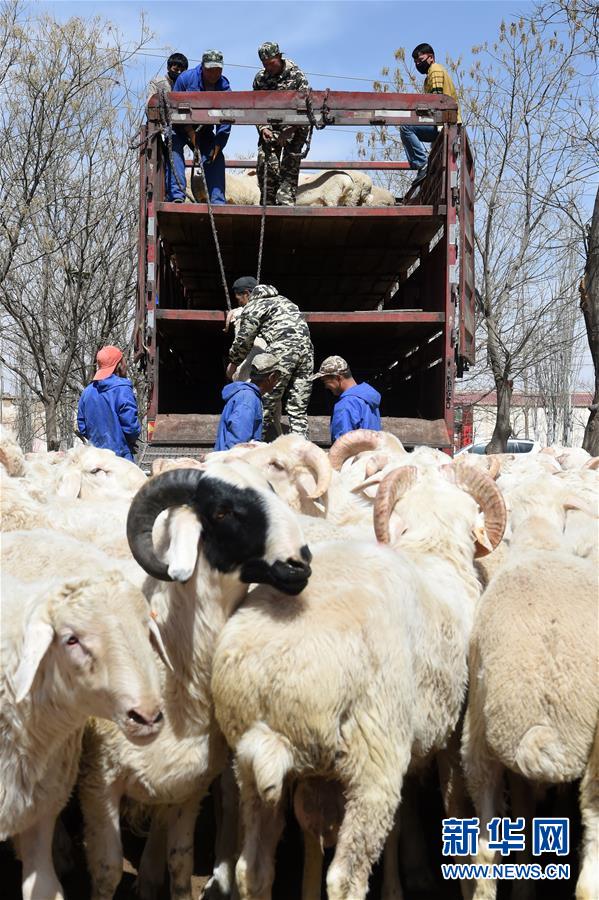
[167,49,231,204]
[310,355,382,443]
[77,346,141,461]
[215,353,280,451]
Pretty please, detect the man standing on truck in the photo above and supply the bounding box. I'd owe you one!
[215,353,280,451]
[146,52,188,102]
[226,283,314,440]
[311,355,381,442]
[167,50,231,204]
[253,42,310,206]
[400,43,461,186]
[77,346,141,462]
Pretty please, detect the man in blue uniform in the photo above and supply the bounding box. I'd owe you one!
[167,49,231,204]
[310,355,382,442]
[215,353,281,451]
[77,346,141,461]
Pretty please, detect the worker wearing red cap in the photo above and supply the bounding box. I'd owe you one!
[77,346,141,461]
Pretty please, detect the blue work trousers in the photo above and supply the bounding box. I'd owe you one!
[166,129,226,204]
[399,125,439,170]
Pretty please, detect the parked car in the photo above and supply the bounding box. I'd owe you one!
[455,439,541,456]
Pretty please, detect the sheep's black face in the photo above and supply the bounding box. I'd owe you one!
[241,545,312,596]
[191,478,312,595]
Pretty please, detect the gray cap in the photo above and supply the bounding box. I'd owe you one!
[258,42,282,61]
[309,355,349,380]
[232,276,258,293]
[250,353,280,377]
[202,49,224,69]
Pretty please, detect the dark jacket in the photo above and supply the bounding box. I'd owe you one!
[77,375,141,461]
[330,382,382,442]
[214,382,263,451]
[173,67,232,149]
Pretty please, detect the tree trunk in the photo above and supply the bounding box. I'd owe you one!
[45,398,60,451]
[485,311,513,453]
[486,376,513,452]
[582,187,599,455]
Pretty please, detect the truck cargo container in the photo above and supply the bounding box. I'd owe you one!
[135,90,475,465]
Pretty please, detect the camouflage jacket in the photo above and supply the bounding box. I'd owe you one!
[229,284,312,367]
[253,59,310,137]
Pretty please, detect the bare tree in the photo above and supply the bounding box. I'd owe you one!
[0,3,150,448]
[581,186,599,453]
[360,13,595,450]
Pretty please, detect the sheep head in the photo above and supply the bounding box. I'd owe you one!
[219,436,332,511]
[373,464,506,557]
[127,462,312,596]
[12,573,164,743]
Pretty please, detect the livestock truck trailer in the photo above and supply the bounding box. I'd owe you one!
[135,90,475,467]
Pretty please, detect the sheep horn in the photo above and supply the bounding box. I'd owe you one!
[445,465,507,557]
[297,443,332,498]
[328,430,382,471]
[584,457,599,470]
[373,466,419,544]
[127,469,205,581]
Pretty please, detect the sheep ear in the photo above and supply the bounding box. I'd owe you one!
[149,617,174,672]
[14,617,55,703]
[296,471,317,497]
[473,523,494,554]
[166,506,202,582]
[57,468,82,499]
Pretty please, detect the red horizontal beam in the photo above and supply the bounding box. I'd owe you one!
[147,90,457,127]
[184,160,411,171]
[157,202,440,218]
[149,90,457,112]
[157,310,445,324]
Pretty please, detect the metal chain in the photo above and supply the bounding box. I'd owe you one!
[156,88,192,200]
[194,148,231,311]
[255,89,332,276]
[256,151,269,283]
[288,87,335,161]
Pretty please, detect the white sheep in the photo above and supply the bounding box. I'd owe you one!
[0,430,26,476]
[461,509,598,900]
[364,184,396,206]
[296,170,373,207]
[211,434,332,517]
[211,464,506,900]
[188,168,261,205]
[0,568,164,900]
[78,461,312,900]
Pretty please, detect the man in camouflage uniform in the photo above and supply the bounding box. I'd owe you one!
[253,42,310,206]
[226,283,314,439]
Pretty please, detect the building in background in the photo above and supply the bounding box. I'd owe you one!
[455,391,593,451]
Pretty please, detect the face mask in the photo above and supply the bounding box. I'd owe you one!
[415,60,431,74]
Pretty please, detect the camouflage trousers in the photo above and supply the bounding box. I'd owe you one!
[262,342,314,440]
[257,127,309,206]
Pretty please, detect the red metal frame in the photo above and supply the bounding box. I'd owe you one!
[156,309,445,324]
[458,128,476,368]
[148,90,459,128]
[138,91,471,449]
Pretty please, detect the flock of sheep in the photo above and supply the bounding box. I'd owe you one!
[1,426,597,900]
[187,168,396,207]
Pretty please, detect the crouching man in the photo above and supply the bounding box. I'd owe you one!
[311,355,382,442]
[215,353,280,451]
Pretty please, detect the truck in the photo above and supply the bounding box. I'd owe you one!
[135,89,475,466]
